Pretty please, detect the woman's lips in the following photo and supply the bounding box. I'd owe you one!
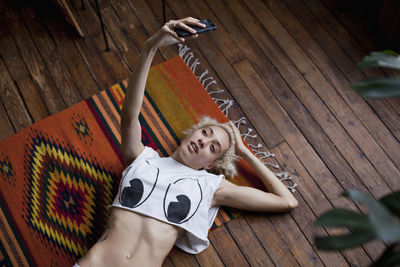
[189,141,198,153]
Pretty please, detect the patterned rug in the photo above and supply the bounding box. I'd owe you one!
[0,56,263,266]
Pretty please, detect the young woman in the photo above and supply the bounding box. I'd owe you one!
[75,17,298,267]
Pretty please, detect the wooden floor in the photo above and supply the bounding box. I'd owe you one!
[1,0,399,266]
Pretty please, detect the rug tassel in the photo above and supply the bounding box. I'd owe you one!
[249,143,263,149]
[264,162,280,169]
[241,128,257,141]
[178,44,191,58]
[212,98,234,117]
[184,52,194,65]
[254,150,275,160]
[205,80,217,91]
[287,184,298,192]
[190,58,200,73]
[197,69,209,83]
[275,171,291,181]
[202,76,214,86]
[209,89,224,95]
[232,117,247,129]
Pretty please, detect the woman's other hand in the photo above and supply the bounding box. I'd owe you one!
[146,17,205,49]
[226,122,248,157]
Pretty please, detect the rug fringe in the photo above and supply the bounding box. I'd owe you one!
[178,44,297,192]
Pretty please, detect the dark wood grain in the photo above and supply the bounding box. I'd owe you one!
[0,0,397,265]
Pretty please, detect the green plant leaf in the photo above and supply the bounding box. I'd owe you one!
[349,78,400,98]
[371,244,400,267]
[380,191,400,217]
[315,228,375,250]
[315,208,371,229]
[357,50,400,70]
[344,191,400,243]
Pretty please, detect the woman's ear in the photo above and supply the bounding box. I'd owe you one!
[204,163,214,171]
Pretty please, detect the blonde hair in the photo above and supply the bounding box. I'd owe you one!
[183,116,239,177]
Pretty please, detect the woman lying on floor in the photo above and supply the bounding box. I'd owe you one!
[75,17,298,267]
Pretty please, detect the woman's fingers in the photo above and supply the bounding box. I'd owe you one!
[180,17,205,27]
[156,17,205,46]
[173,21,197,35]
[162,22,185,42]
[170,17,206,36]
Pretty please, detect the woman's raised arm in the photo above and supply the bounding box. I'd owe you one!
[213,122,298,212]
[121,18,205,166]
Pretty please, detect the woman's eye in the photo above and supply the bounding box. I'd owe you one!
[211,145,215,153]
[202,129,207,136]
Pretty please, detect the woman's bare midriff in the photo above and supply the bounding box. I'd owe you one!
[77,207,180,267]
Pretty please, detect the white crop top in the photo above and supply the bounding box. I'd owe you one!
[110,146,224,254]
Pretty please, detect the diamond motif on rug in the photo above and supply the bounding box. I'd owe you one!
[0,152,15,186]
[22,130,117,257]
[72,113,94,146]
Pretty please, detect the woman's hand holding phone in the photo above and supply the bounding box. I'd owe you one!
[145,17,206,49]
[174,19,217,37]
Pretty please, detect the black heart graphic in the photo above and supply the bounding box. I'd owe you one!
[120,178,144,208]
[167,195,191,223]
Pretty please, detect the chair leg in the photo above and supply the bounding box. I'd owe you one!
[94,0,109,51]
[162,0,166,24]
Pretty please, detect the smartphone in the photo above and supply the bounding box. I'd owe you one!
[174,19,217,37]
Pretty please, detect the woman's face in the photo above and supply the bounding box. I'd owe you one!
[173,125,230,170]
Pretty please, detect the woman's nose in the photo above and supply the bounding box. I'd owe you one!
[198,139,207,148]
[198,138,210,149]
[198,139,203,148]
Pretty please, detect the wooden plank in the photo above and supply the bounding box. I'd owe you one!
[19,5,83,108]
[156,0,244,65]
[232,59,373,265]
[0,12,29,80]
[299,0,400,140]
[225,216,275,266]
[0,8,49,131]
[162,256,175,267]
[169,250,199,266]
[0,99,15,141]
[277,0,400,169]
[68,0,131,87]
[54,0,84,37]
[3,6,66,114]
[272,140,385,263]
[15,76,49,122]
[39,6,100,99]
[208,225,250,266]
[101,0,166,67]
[272,165,351,267]
[194,243,224,267]
[126,0,177,61]
[321,1,394,55]
[268,212,325,266]
[0,58,32,132]
[67,62,100,99]
[243,0,399,192]
[244,214,300,266]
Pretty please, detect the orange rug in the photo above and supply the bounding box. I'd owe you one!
[0,56,262,266]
